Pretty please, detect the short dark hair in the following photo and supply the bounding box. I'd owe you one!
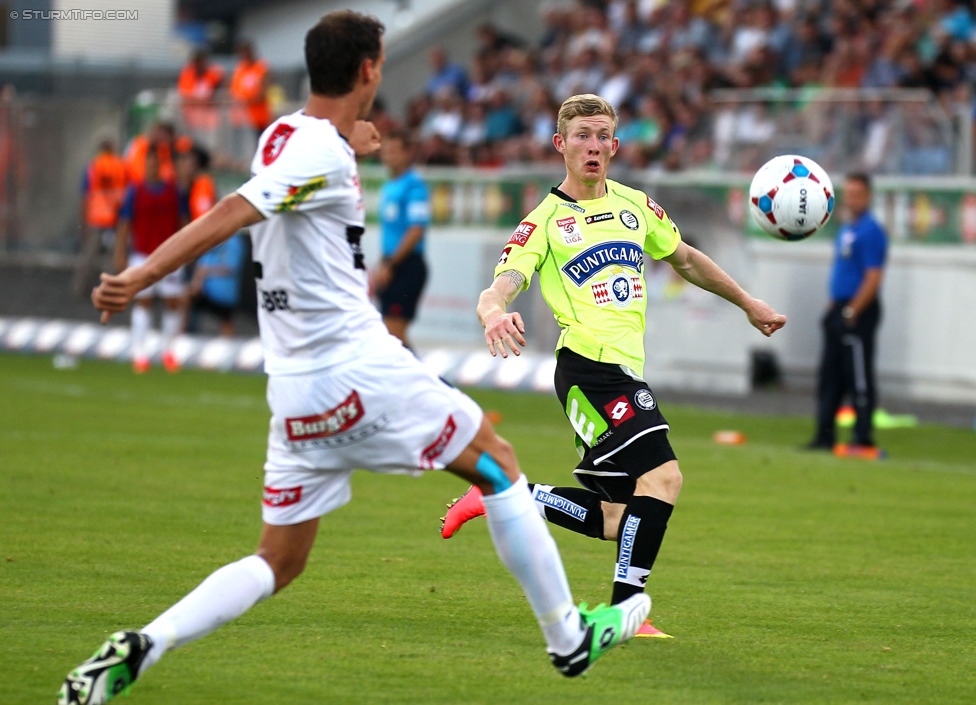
[305,11,384,97]
[846,172,872,191]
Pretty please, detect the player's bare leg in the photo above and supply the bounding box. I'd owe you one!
[59,521,316,704]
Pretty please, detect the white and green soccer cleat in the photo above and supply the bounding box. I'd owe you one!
[59,631,152,705]
[548,593,650,677]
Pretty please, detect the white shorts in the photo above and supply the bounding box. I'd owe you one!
[262,337,483,525]
[130,252,186,300]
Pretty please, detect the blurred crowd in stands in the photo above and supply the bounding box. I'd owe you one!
[369,0,976,173]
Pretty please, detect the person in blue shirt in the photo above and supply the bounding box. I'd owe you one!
[807,173,888,456]
[186,233,246,337]
[374,130,430,348]
[425,46,468,99]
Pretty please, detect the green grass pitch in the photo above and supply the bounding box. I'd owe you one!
[2,352,975,704]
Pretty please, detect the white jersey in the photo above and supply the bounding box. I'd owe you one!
[237,111,388,375]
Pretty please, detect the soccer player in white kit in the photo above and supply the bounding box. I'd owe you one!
[61,11,648,705]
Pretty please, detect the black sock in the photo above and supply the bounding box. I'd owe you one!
[527,483,605,539]
[611,495,674,604]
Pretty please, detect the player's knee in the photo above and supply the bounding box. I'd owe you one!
[635,460,682,503]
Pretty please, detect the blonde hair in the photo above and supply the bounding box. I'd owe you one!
[556,94,618,137]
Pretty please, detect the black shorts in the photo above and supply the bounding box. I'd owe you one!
[379,252,427,321]
[554,347,677,502]
[191,293,234,322]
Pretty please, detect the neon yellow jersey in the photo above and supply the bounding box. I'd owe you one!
[494,180,681,371]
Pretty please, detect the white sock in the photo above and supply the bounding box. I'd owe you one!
[482,475,583,655]
[161,309,183,350]
[139,555,276,675]
[130,305,151,360]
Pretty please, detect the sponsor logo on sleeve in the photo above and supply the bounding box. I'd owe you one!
[556,216,584,245]
[561,241,643,286]
[262,123,296,165]
[275,176,328,213]
[604,396,635,426]
[497,247,512,266]
[508,221,536,247]
[421,415,457,469]
[646,195,665,219]
[619,209,640,230]
[263,485,302,507]
[584,212,615,225]
[634,389,656,410]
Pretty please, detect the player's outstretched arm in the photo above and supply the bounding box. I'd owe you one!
[477,270,527,358]
[92,194,264,323]
[663,241,786,337]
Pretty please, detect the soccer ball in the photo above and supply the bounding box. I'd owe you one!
[748,155,835,241]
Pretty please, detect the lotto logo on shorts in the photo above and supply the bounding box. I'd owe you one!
[421,415,457,469]
[286,391,363,441]
[604,396,635,426]
[507,222,536,247]
[263,485,302,507]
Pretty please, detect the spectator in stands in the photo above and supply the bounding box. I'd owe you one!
[74,135,127,297]
[177,48,225,148]
[781,14,831,86]
[457,100,488,162]
[387,0,976,174]
[483,89,523,144]
[425,47,469,99]
[114,148,189,373]
[420,87,464,144]
[476,22,525,54]
[611,1,649,55]
[230,41,272,160]
[421,133,458,166]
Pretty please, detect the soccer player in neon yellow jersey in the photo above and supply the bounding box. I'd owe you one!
[444,93,787,625]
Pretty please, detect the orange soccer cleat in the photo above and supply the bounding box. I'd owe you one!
[440,486,485,538]
[634,619,673,639]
